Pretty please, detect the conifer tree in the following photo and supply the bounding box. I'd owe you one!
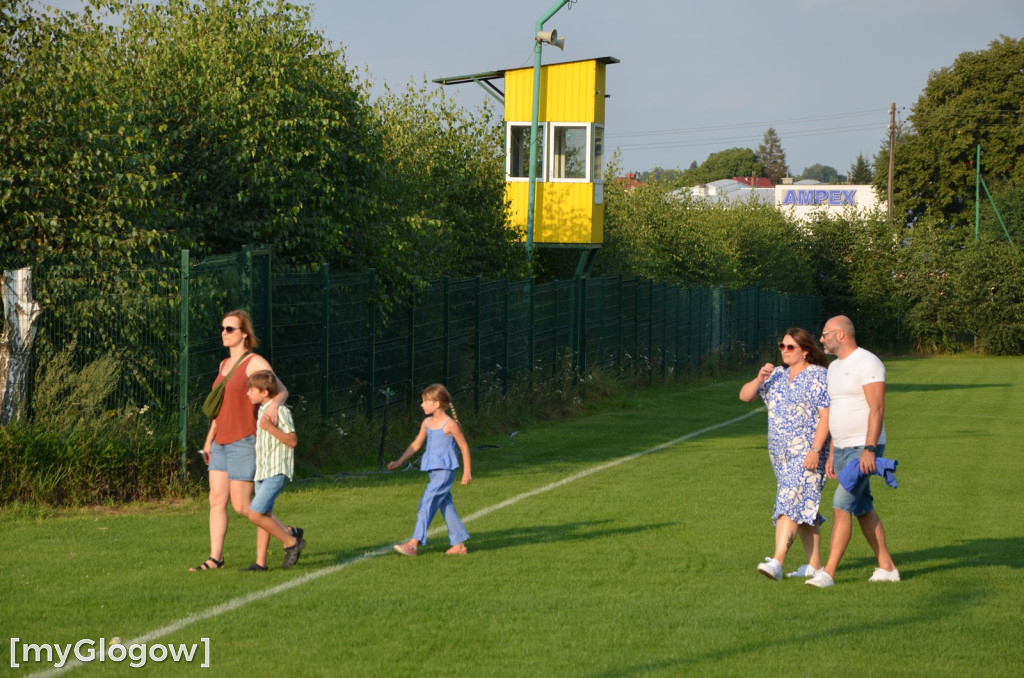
[756,127,789,184]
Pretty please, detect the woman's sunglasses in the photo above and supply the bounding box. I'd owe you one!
[778,342,799,351]
[220,326,240,334]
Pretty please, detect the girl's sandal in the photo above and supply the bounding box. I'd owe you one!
[189,557,225,572]
[445,544,468,555]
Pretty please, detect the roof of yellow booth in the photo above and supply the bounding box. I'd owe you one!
[432,56,619,99]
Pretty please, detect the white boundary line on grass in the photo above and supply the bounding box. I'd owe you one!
[26,408,762,677]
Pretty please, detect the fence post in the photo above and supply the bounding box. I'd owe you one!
[633,277,641,377]
[242,244,253,315]
[320,263,330,418]
[473,276,481,413]
[567,276,577,366]
[443,276,451,386]
[178,250,190,484]
[259,246,273,360]
[673,285,681,378]
[552,279,560,379]
[596,277,606,369]
[367,269,377,421]
[616,277,623,370]
[661,284,669,379]
[527,277,536,394]
[502,279,510,395]
[406,291,416,406]
[578,276,588,395]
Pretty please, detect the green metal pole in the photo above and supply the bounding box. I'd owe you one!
[526,0,570,259]
[264,247,273,358]
[503,279,510,395]
[242,244,253,314]
[976,145,981,242]
[527,277,536,394]
[367,269,377,421]
[320,264,330,418]
[981,178,1017,251]
[443,276,451,386]
[473,276,481,413]
[178,250,191,484]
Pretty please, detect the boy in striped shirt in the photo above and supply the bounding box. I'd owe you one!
[242,370,306,571]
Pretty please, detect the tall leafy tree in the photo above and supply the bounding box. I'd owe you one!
[0,0,387,401]
[873,36,1024,227]
[756,127,789,184]
[1,0,383,275]
[680,147,763,184]
[372,80,528,292]
[799,164,840,183]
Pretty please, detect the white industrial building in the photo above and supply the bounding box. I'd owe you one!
[685,178,885,222]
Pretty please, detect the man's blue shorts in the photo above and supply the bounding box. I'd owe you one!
[250,474,288,514]
[832,444,886,517]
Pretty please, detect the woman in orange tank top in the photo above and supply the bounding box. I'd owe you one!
[189,310,289,572]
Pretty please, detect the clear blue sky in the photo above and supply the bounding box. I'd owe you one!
[35,0,1024,177]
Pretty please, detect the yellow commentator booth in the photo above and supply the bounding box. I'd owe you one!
[435,56,618,270]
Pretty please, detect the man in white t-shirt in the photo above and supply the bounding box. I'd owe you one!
[807,315,900,588]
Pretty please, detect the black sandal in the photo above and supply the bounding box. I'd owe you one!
[189,557,224,572]
[239,563,268,572]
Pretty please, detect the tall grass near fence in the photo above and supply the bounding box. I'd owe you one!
[3,355,1021,676]
[0,349,194,506]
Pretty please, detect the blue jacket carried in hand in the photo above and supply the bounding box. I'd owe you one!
[838,456,899,491]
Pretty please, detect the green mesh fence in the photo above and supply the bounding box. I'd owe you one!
[13,248,822,461]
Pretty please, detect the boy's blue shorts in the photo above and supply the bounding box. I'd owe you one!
[250,474,289,514]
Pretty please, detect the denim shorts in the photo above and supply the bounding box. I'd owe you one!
[209,436,256,481]
[832,443,885,516]
[250,474,288,514]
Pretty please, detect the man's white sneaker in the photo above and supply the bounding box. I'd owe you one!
[786,564,822,578]
[757,557,783,581]
[868,567,901,582]
[805,571,835,588]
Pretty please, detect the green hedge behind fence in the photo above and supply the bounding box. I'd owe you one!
[15,247,821,452]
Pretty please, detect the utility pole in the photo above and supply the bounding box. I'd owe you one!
[526,0,570,260]
[887,102,895,225]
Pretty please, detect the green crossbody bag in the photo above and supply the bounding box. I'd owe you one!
[202,351,251,419]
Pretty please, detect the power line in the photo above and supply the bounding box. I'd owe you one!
[606,109,886,140]
[612,123,884,152]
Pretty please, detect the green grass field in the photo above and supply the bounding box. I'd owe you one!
[4,355,1023,677]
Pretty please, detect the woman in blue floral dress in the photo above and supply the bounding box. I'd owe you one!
[740,328,831,581]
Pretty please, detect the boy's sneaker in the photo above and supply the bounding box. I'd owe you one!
[806,571,835,588]
[787,564,822,578]
[868,567,900,582]
[282,537,306,570]
[757,557,783,581]
[238,562,268,572]
[393,541,418,557]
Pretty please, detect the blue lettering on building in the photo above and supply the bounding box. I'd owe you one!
[782,189,857,206]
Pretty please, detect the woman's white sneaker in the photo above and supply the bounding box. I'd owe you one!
[868,567,901,582]
[757,557,783,581]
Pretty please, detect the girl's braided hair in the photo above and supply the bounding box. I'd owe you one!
[422,383,458,422]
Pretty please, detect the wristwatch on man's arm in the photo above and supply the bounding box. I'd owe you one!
[864,444,877,453]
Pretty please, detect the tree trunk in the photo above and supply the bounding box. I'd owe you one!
[0,267,43,425]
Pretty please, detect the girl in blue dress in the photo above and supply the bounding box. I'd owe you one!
[388,384,473,556]
[740,328,831,581]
